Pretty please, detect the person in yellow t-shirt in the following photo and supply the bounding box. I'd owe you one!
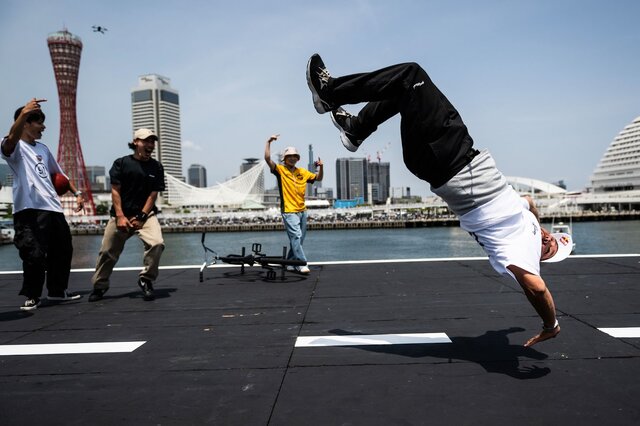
[264,134,323,274]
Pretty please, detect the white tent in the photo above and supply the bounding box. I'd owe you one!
[165,162,264,208]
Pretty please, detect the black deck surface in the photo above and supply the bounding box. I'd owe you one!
[1,256,639,425]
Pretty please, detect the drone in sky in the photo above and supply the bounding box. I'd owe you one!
[92,25,107,34]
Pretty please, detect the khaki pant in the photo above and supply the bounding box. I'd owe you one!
[91,216,164,289]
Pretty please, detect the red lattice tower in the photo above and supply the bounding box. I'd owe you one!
[47,29,96,216]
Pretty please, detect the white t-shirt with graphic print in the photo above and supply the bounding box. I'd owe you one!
[1,138,64,214]
[459,186,541,281]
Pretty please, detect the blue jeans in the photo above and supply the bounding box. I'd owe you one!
[282,211,308,262]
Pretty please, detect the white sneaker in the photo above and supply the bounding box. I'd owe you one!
[20,298,41,311]
[46,291,82,301]
[331,107,363,152]
[297,266,311,274]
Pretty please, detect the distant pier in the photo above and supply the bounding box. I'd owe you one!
[64,211,640,235]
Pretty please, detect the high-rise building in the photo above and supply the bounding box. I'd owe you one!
[47,29,96,215]
[131,74,184,182]
[85,166,107,193]
[188,164,207,188]
[316,187,334,200]
[590,116,640,192]
[336,157,368,202]
[240,158,264,195]
[307,144,322,196]
[367,161,390,204]
[0,162,12,187]
[391,186,413,200]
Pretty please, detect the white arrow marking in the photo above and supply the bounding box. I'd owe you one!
[0,341,146,356]
[598,327,640,338]
[295,332,451,347]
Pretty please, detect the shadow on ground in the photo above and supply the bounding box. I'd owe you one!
[329,327,551,379]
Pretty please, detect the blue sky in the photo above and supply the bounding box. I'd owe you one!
[1,0,639,196]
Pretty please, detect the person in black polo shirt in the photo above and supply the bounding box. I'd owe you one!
[89,128,165,302]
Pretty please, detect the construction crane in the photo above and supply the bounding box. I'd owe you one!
[376,142,391,162]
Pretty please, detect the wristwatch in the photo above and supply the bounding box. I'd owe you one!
[74,191,84,197]
[136,211,149,221]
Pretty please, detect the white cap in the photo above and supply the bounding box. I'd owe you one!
[282,146,300,160]
[542,232,573,263]
[134,128,158,141]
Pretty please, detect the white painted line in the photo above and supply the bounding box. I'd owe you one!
[598,327,640,338]
[0,341,146,356]
[0,254,638,275]
[295,332,451,347]
[310,257,488,265]
[569,254,640,258]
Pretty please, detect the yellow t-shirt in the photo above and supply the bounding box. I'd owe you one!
[272,164,317,213]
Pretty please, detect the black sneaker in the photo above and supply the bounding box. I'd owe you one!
[88,288,107,302]
[138,278,155,301]
[331,107,363,152]
[306,53,334,114]
[20,298,41,311]
[47,291,82,301]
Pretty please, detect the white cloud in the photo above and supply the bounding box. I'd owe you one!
[182,140,202,151]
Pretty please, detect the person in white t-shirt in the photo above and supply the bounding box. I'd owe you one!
[1,98,85,311]
[307,56,573,347]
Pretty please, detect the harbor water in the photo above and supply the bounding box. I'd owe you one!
[0,220,638,271]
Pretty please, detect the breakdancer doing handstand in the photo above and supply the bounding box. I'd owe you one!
[306,54,573,347]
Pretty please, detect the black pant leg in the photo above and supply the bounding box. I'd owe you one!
[328,62,472,185]
[46,212,73,295]
[329,62,425,105]
[13,210,47,299]
[328,62,437,142]
[354,99,401,140]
